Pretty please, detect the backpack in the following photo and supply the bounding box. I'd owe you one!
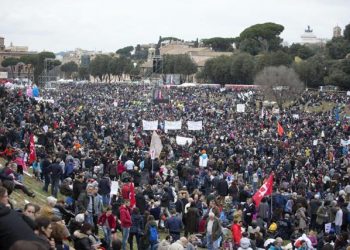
[149,225,158,244]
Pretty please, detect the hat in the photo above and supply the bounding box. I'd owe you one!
[75,213,85,223]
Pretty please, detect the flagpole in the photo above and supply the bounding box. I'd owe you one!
[270,193,273,220]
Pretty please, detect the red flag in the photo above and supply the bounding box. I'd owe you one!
[252,174,274,207]
[129,182,136,208]
[277,122,284,136]
[29,134,36,164]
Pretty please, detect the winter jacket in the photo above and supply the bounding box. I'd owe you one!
[130,213,144,234]
[206,217,222,241]
[98,177,111,195]
[76,192,103,216]
[231,223,242,245]
[0,204,40,250]
[165,215,183,233]
[73,231,93,250]
[119,205,132,228]
[98,212,117,232]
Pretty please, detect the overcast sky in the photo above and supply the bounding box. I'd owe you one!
[1,0,349,53]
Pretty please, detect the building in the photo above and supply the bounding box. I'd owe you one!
[60,48,102,66]
[140,40,233,81]
[300,26,327,46]
[0,36,37,79]
[333,25,342,38]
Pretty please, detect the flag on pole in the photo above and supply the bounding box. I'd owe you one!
[129,182,136,208]
[29,134,36,164]
[277,122,284,137]
[150,131,163,159]
[252,173,274,206]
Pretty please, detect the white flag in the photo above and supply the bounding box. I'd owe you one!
[150,131,163,159]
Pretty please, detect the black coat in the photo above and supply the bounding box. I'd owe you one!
[217,179,228,197]
[136,193,147,214]
[0,204,40,250]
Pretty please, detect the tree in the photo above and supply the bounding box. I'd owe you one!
[78,66,90,80]
[1,57,19,78]
[237,22,284,54]
[230,53,255,84]
[325,58,350,89]
[288,43,315,60]
[162,54,197,81]
[326,37,350,59]
[133,44,148,60]
[19,54,38,81]
[201,55,233,84]
[60,61,78,79]
[89,54,112,82]
[254,66,304,109]
[34,51,56,84]
[255,51,292,73]
[344,23,350,41]
[201,37,235,52]
[116,46,134,58]
[293,54,327,88]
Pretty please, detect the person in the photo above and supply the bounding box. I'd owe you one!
[267,237,283,250]
[47,158,63,197]
[334,205,343,235]
[35,216,56,250]
[0,199,40,250]
[98,206,117,249]
[51,217,70,250]
[238,237,253,250]
[169,236,187,250]
[158,235,172,250]
[144,215,159,250]
[23,202,37,220]
[231,219,243,247]
[184,202,199,237]
[165,209,183,242]
[0,185,10,207]
[206,212,222,250]
[98,174,111,207]
[73,223,94,250]
[129,207,144,250]
[119,199,132,250]
[76,183,103,233]
[8,240,47,250]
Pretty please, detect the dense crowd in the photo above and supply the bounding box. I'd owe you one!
[0,83,350,250]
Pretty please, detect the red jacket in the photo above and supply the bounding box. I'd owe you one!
[119,205,132,228]
[231,223,242,245]
[117,162,126,175]
[98,213,117,233]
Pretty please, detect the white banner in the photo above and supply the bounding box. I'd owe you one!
[236,104,245,113]
[292,114,299,119]
[142,120,158,131]
[341,139,350,146]
[165,120,182,130]
[110,181,119,195]
[187,121,202,131]
[313,140,318,146]
[176,136,193,146]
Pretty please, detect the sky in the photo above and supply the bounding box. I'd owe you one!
[0,0,349,53]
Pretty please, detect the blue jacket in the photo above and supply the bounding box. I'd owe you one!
[165,215,183,233]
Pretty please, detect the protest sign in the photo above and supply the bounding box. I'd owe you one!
[110,181,119,195]
[237,104,245,113]
[176,136,193,146]
[142,120,158,130]
[187,121,202,131]
[165,120,182,130]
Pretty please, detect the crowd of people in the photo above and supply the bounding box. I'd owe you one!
[0,82,350,250]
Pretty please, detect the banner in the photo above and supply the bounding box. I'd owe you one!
[277,122,284,136]
[292,114,299,119]
[199,153,208,168]
[341,139,350,146]
[236,104,245,113]
[252,174,274,206]
[110,181,119,195]
[142,120,158,131]
[176,136,193,146]
[187,121,202,131]
[150,131,163,159]
[313,140,318,146]
[29,134,36,164]
[164,120,182,130]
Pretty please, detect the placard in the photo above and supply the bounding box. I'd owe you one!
[110,181,119,195]
[187,121,202,131]
[164,120,182,130]
[237,104,245,113]
[142,120,158,131]
[176,136,193,146]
